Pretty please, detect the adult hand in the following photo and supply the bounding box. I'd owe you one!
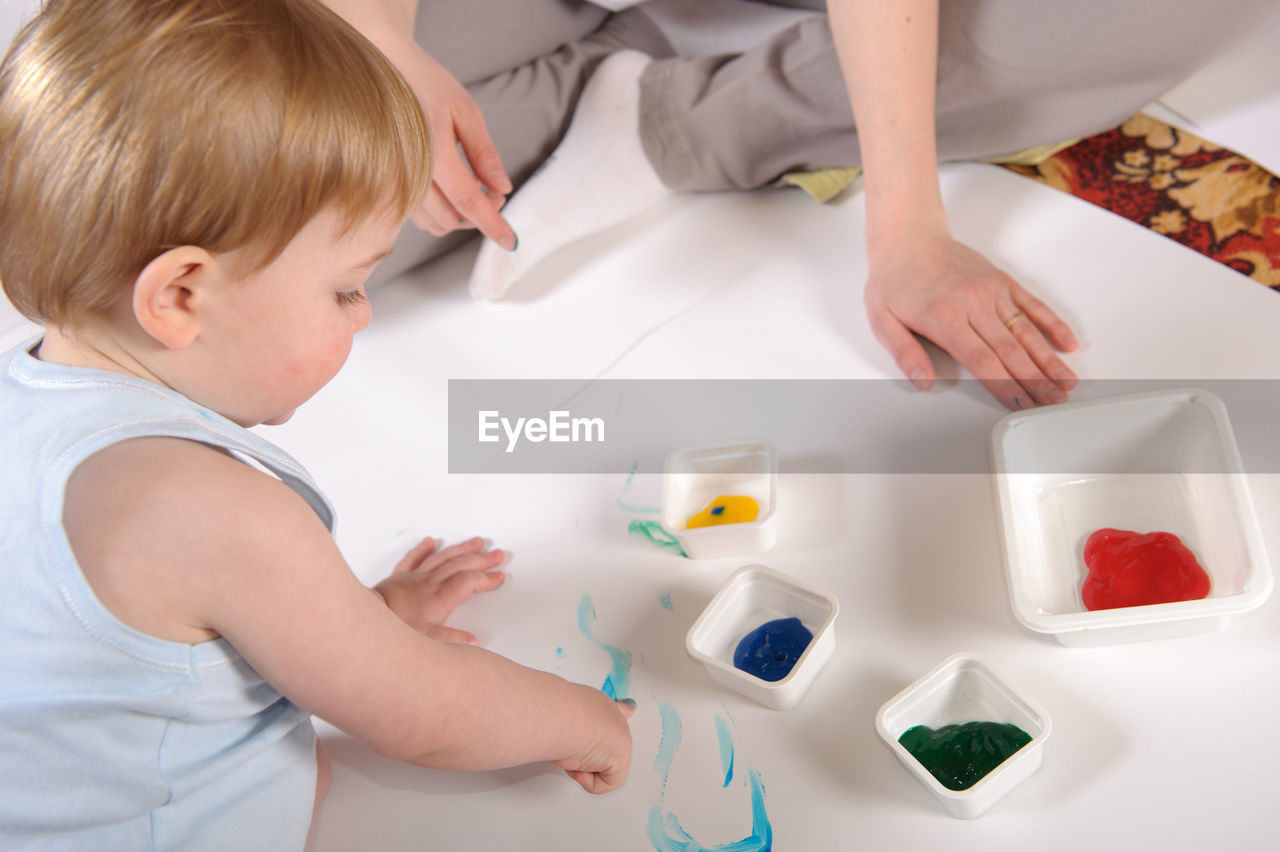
[321,0,516,248]
[864,228,1079,409]
[372,535,506,645]
[396,47,517,248]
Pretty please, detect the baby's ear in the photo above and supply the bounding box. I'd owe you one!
[131,246,215,349]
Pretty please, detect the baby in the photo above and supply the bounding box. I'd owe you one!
[0,1,632,849]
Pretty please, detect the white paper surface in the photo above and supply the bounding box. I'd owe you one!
[289,32,1280,850]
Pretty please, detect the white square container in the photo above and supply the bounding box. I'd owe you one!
[875,653,1051,819]
[685,564,837,710]
[661,437,777,559]
[990,387,1273,646]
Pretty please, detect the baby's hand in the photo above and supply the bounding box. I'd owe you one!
[554,689,636,795]
[372,536,505,645]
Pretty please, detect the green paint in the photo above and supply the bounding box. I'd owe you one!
[899,721,1032,791]
[628,520,687,557]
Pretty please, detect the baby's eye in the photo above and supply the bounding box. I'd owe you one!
[335,288,368,307]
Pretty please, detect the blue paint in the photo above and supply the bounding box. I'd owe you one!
[715,716,734,788]
[711,504,725,516]
[647,706,773,852]
[555,647,566,658]
[652,701,683,801]
[577,595,632,701]
[733,617,812,683]
[659,592,674,613]
[645,767,771,852]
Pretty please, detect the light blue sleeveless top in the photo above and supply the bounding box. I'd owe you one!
[0,339,333,851]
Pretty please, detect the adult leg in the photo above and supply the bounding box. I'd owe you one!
[466,0,1279,297]
[641,0,1280,192]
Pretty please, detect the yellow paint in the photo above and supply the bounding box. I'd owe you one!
[686,495,759,529]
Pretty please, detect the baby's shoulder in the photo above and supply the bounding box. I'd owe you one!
[63,436,319,643]
[66,434,298,522]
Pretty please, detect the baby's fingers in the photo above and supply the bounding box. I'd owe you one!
[419,623,479,646]
[416,536,489,572]
[425,550,506,587]
[392,536,438,575]
[437,568,506,609]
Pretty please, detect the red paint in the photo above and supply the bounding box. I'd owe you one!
[1082,529,1211,611]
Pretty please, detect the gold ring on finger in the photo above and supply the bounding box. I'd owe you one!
[1003,311,1024,331]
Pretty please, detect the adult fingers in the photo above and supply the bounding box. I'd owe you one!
[1003,308,1078,393]
[930,316,1031,410]
[452,97,512,197]
[1012,287,1079,385]
[969,311,1066,406]
[868,307,935,391]
[433,156,514,249]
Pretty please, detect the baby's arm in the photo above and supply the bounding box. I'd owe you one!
[64,437,631,792]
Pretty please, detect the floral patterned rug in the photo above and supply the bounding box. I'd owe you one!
[1002,114,1280,288]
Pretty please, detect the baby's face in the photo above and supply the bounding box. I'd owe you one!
[203,207,399,426]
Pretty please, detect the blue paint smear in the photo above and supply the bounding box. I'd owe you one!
[648,707,772,852]
[555,647,566,658]
[647,768,771,852]
[659,592,674,613]
[577,595,632,701]
[714,716,734,788]
[653,701,683,801]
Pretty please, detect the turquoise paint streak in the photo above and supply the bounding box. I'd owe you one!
[659,592,674,613]
[628,520,688,557]
[577,595,632,700]
[647,706,772,852]
[647,769,771,852]
[714,716,734,788]
[653,701,683,802]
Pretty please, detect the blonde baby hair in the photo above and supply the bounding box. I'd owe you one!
[0,0,432,326]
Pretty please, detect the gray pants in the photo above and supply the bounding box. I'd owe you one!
[374,0,1274,284]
